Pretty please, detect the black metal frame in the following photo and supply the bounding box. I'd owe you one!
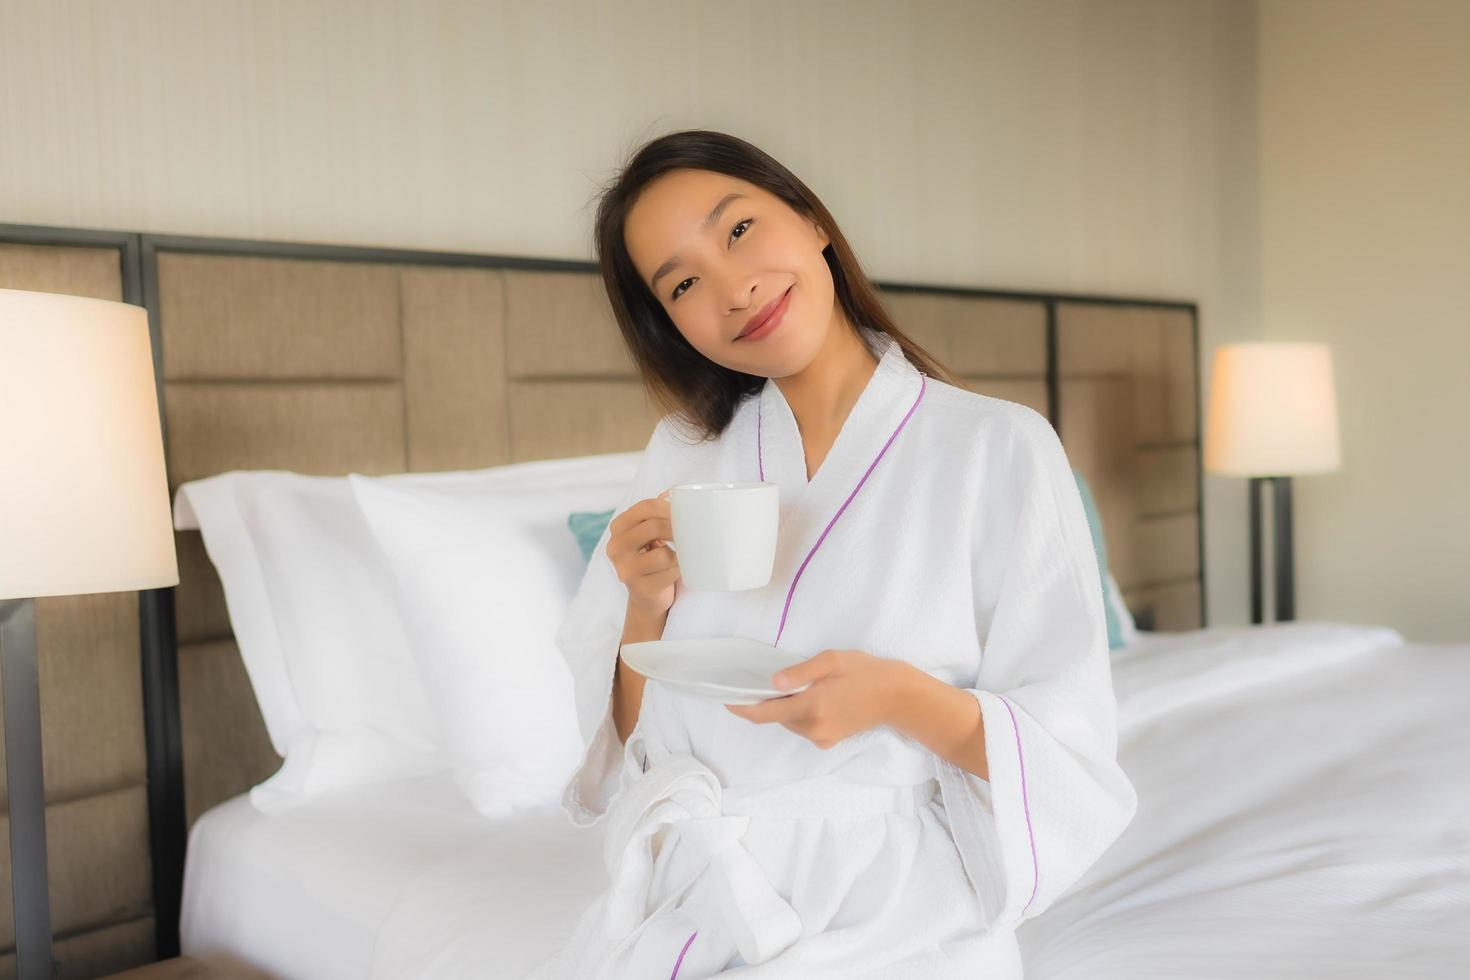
[2,220,1205,962]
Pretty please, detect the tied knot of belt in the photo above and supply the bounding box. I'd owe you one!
[600,730,940,966]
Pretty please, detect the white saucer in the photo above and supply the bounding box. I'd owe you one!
[619,637,813,705]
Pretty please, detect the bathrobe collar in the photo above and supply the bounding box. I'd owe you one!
[734,329,928,647]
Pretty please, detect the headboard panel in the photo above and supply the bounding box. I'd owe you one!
[879,291,1051,416]
[1057,302,1203,628]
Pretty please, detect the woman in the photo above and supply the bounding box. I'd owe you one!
[530,130,1137,979]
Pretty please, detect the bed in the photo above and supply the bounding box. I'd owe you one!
[178,620,1470,978]
[147,242,1467,978]
[6,229,1460,976]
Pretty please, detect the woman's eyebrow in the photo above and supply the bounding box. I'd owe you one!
[649,192,748,292]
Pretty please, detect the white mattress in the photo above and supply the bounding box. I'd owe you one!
[181,622,1470,979]
[179,770,607,980]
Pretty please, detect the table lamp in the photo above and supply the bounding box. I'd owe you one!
[0,288,179,980]
[1203,341,1341,624]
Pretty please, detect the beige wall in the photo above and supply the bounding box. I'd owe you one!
[1258,0,1469,641]
[0,0,1261,626]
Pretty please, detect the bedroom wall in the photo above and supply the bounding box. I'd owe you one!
[0,0,1262,627]
[1257,0,1469,641]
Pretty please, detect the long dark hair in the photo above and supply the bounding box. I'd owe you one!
[590,129,960,442]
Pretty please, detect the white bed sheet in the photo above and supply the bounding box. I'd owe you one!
[180,621,1470,979]
[179,769,606,980]
[1016,620,1470,979]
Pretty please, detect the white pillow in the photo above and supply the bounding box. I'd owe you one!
[347,451,643,817]
[172,472,445,812]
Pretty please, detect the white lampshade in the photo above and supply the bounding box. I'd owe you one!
[0,288,179,600]
[1203,341,1342,478]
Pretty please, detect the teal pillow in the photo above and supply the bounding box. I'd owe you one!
[568,508,617,565]
[1071,469,1127,650]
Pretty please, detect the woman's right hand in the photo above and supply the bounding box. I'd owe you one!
[607,488,681,618]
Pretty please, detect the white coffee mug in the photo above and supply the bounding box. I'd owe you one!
[667,482,779,591]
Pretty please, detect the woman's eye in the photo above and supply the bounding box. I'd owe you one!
[669,218,756,301]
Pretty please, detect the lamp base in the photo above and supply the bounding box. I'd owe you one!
[1248,476,1296,624]
[0,597,58,980]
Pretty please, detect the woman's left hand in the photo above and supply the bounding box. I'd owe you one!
[724,649,906,749]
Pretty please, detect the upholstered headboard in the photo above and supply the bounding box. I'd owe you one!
[152,239,1204,821]
[0,225,1202,976]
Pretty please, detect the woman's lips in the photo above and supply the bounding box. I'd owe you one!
[737,286,791,342]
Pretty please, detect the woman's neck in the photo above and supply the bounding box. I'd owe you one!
[772,322,881,450]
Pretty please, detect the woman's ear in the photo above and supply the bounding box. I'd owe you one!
[807,215,830,249]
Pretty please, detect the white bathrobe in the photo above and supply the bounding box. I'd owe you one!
[528,329,1137,979]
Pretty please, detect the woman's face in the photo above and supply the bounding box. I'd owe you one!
[624,169,834,376]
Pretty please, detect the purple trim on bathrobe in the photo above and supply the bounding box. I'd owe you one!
[999,694,1040,915]
[767,374,926,647]
[670,929,698,978]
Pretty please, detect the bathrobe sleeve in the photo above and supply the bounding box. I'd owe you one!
[934,406,1139,934]
[557,418,674,828]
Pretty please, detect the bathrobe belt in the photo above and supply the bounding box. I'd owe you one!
[601,729,940,966]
